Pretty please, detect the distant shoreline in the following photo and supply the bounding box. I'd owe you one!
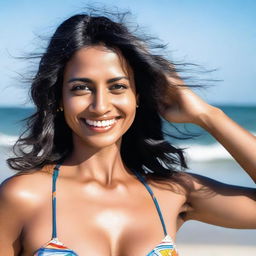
[0,103,256,109]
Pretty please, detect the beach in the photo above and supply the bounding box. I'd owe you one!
[178,224,256,255]
[0,106,255,255]
[178,244,256,256]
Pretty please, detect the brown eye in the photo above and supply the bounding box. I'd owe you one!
[110,84,128,90]
[70,84,91,92]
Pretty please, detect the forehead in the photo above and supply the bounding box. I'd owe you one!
[64,45,133,78]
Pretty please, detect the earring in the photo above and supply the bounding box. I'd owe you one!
[136,104,139,108]
[57,107,63,112]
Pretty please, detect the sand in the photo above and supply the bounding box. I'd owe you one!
[176,220,256,255]
[178,244,256,256]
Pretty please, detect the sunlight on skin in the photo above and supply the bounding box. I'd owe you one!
[19,190,39,200]
[82,182,128,197]
[95,209,130,237]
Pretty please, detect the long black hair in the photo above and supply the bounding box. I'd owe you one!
[7,9,201,181]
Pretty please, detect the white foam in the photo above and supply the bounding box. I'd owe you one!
[0,133,18,147]
[179,143,232,162]
[0,130,255,161]
[178,130,256,162]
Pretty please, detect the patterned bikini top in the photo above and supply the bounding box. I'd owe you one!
[33,164,179,256]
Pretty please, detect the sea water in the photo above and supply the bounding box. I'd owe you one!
[0,105,255,186]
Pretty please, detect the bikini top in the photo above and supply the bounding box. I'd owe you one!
[33,164,179,256]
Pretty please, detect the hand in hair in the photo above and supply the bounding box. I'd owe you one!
[159,74,218,127]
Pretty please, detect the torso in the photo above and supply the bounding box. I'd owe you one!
[17,166,189,256]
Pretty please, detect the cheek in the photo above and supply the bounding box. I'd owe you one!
[117,96,137,128]
[62,88,87,112]
[114,94,137,114]
[67,98,88,112]
[62,93,89,126]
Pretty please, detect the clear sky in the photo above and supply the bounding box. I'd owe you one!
[0,0,256,106]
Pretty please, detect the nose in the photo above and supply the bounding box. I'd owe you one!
[88,87,111,115]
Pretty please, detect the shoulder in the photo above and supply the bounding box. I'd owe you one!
[147,171,204,197]
[172,171,222,192]
[152,172,221,209]
[0,168,54,254]
[0,167,54,214]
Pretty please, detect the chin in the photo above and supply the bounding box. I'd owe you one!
[76,136,122,151]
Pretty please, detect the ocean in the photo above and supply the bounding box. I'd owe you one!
[0,105,256,186]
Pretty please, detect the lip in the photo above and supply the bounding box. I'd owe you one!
[80,117,119,133]
[84,116,121,121]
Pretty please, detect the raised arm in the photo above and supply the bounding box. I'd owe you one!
[159,76,256,228]
[160,77,256,181]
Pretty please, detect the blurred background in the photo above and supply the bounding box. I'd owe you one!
[0,1,255,255]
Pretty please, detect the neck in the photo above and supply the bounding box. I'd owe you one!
[63,138,131,185]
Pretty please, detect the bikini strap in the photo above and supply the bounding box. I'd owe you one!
[51,163,61,239]
[132,170,168,236]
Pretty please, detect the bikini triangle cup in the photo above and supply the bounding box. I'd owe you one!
[133,170,179,256]
[33,164,179,256]
[33,163,78,256]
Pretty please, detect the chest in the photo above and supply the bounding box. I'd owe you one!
[21,179,186,255]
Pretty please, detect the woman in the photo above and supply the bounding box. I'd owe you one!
[0,12,255,256]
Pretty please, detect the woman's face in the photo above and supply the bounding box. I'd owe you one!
[62,45,137,149]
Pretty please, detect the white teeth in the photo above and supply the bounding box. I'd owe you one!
[85,118,116,127]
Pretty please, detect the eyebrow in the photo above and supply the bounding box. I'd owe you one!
[67,76,129,84]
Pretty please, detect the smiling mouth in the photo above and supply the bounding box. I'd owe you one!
[81,117,120,132]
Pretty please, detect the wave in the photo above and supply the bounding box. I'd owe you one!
[178,131,256,162]
[0,133,18,147]
[1,131,255,162]
[179,143,233,162]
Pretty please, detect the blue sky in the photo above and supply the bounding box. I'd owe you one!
[0,0,256,106]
